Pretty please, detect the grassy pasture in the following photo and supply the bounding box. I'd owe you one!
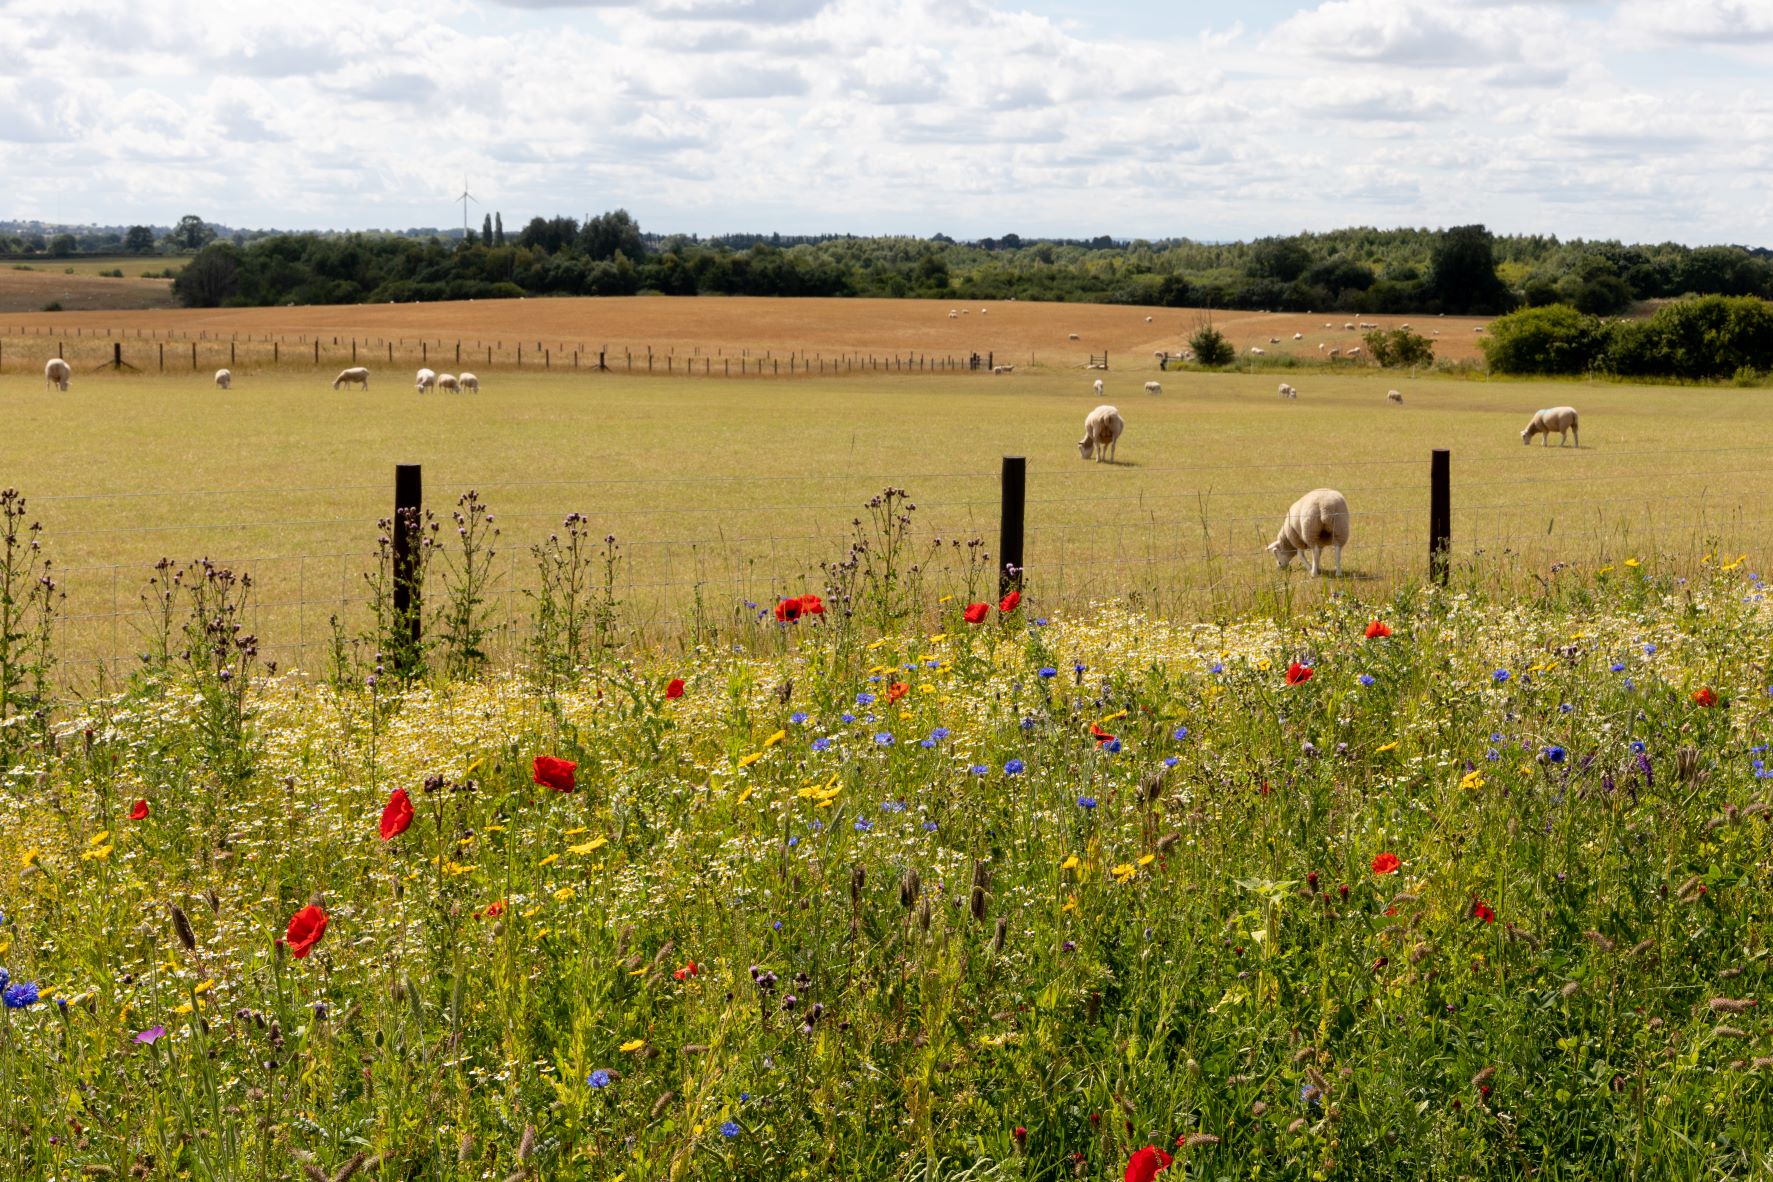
[1,363,1768,676]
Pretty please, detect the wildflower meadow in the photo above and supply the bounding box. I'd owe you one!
[0,484,1770,1182]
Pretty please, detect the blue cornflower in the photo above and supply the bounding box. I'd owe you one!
[1358,674,1375,687]
[1038,666,1058,679]
[0,967,8,991]
[1210,662,1225,674]
[931,727,950,741]
[810,819,824,832]
[1164,756,1179,768]
[1486,748,1500,762]
[588,1069,612,1089]
[841,712,856,724]
[1559,703,1573,714]
[1630,740,1646,754]
[875,732,894,746]
[1610,663,1625,673]
[786,836,799,848]
[1103,738,1122,754]
[919,739,937,749]
[790,712,808,725]
[1077,796,1098,810]
[1644,643,1657,654]
[882,800,906,813]
[857,692,875,706]
[3,982,38,1009]
[1493,669,1510,683]
[811,737,831,752]
[1491,733,1503,742]
[1544,745,1567,764]
[1004,759,1026,775]
[922,820,938,832]
[1073,662,1086,674]
[1021,717,1036,730]
[773,919,784,930]
[1172,726,1189,741]
[855,818,873,832]
[1624,678,1635,691]
[1035,617,1049,626]
[969,764,989,776]
[720,1121,741,1139]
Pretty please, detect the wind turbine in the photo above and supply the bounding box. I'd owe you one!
[456,177,478,240]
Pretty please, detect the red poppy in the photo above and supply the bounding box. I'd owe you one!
[1471,899,1496,924]
[886,681,909,703]
[129,799,150,821]
[1090,723,1116,744]
[665,678,685,700]
[774,597,803,622]
[1372,851,1401,875]
[379,787,413,841]
[480,899,508,919]
[533,755,577,792]
[1364,619,1392,639]
[1125,1145,1173,1182]
[999,590,1021,613]
[963,602,990,624]
[283,904,328,959]
[672,960,699,981]
[1285,662,1313,685]
[798,593,826,616]
[1692,687,1717,707]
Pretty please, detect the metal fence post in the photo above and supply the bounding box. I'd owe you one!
[999,456,1026,597]
[1430,449,1450,586]
[394,464,423,670]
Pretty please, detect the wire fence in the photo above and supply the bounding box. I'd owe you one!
[13,444,1768,686]
[0,324,1007,380]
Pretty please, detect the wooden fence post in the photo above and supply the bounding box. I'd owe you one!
[230,341,235,366]
[159,343,164,371]
[999,456,1026,597]
[393,464,423,672]
[314,340,320,365]
[1430,449,1450,586]
[191,341,197,370]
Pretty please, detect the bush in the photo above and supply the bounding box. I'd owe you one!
[40,301,61,312]
[1631,294,1773,380]
[1362,328,1435,369]
[1188,322,1235,367]
[1574,274,1634,316]
[1480,305,1608,375]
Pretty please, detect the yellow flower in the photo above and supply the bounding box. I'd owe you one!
[1111,863,1137,883]
[20,848,40,868]
[866,638,888,651]
[1460,770,1486,791]
[1098,710,1128,725]
[764,730,787,748]
[1060,855,1080,871]
[89,831,111,847]
[563,826,589,836]
[522,907,540,919]
[81,844,113,862]
[441,860,476,877]
[1597,565,1615,575]
[537,854,559,868]
[173,1002,195,1015]
[567,838,608,856]
[736,786,753,805]
[937,595,953,604]
[1256,659,1271,672]
[483,824,505,833]
[928,633,948,644]
[1624,557,1641,569]
[1374,742,1400,754]
[918,684,935,696]
[1061,894,1078,913]
[620,1038,647,1053]
[737,752,764,769]
[553,886,576,902]
[1137,854,1156,867]
[193,979,214,995]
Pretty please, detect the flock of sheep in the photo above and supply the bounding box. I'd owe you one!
[1075,373,1582,577]
[36,359,483,396]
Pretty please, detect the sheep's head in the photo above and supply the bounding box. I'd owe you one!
[1077,437,1095,460]
[1267,538,1297,569]
[1520,425,1534,444]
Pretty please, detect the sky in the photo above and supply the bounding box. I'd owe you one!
[2,0,1771,244]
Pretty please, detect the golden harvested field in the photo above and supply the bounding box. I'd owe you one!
[1,357,1765,680]
[0,295,1492,367]
[0,264,177,313]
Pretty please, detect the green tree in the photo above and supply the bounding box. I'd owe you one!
[1188,320,1235,367]
[1427,225,1514,314]
[578,210,645,262]
[1363,328,1435,368]
[1247,236,1312,283]
[1573,274,1634,315]
[172,243,242,307]
[494,213,505,247]
[48,234,76,257]
[124,225,156,253]
[172,214,215,251]
[1480,304,1607,374]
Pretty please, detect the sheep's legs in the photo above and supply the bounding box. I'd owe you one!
[1307,548,1321,577]
[1334,545,1343,578]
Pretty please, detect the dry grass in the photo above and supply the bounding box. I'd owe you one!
[2,360,1766,677]
[0,265,177,314]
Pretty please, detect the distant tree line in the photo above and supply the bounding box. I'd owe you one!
[1483,296,1773,381]
[166,211,1773,325]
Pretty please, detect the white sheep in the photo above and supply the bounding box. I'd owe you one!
[436,373,461,393]
[214,368,231,390]
[1144,381,1162,395]
[1317,343,1327,352]
[1093,378,1104,396]
[1269,336,1281,344]
[1144,316,1153,323]
[1346,346,1363,359]
[980,308,988,315]
[44,358,70,391]
[1293,332,1304,340]
[416,367,436,394]
[1268,488,1350,577]
[459,372,479,393]
[1387,389,1403,404]
[1249,346,1266,356]
[1078,405,1123,463]
[1521,406,1579,447]
[1068,333,1081,341]
[993,364,1015,374]
[333,367,370,390]
[1344,322,1355,330]
[1474,326,1485,334]
[948,310,958,320]
[1278,382,1297,399]
[1328,347,1342,360]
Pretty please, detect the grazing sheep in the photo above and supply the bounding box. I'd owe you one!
[1268,488,1350,577]
[1521,406,1579,448]
[1078,405,1123,463]
[1144,316,1153,323]
[1093,379,1105,396]
[948,310,958,319]
[1387,389,1403,403]
[436,373,460,393]
[1346,346,1362,359]
[1317,343,1327,352]
[980,308,988,314]
[416,367,436,393]
[993,364,1015,374]
[1144,380,1162,395]
[332,367,370,390]
[1249,346,1266,356]
[1324,322,1334,328]
[214,368,231,390]
[1474,326,1485,334]
[1400,323,1411,330]
[459,372,479,393]
[1068,333,1081,341]
[44,358,70,391]
[1344,322,1355,330]
[1328,348,1341,360]
[1269,336,1281,344]
[1278,382,1297,399]
[1293,332,1304,340]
